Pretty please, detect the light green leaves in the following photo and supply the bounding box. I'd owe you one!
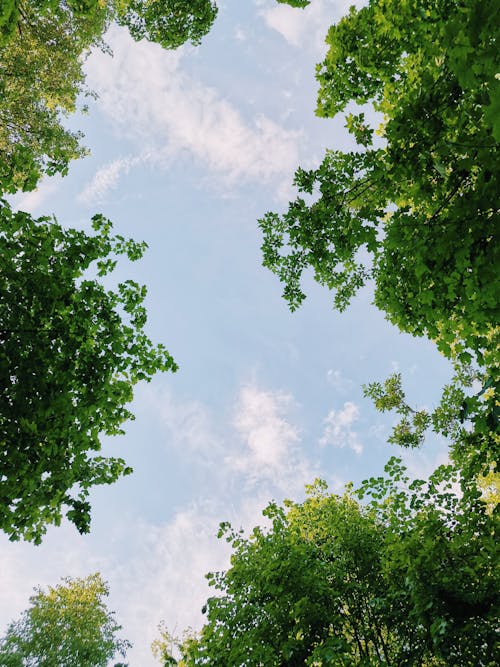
[0,573,131,666]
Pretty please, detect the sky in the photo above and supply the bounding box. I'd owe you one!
[1,1,454,664]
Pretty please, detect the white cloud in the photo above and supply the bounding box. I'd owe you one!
[234,25,247,41]
[9,176,61,214]
[233,385,299,468]
[141,382,315,495]
[141,385,222,466]
[78,154,146,205]
[326,368,354,394]
[113,504,231,665]
[81,28,300,198]
[319,401,363,454]
[228,384,314,494]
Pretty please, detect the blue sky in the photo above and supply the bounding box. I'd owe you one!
[2,1,454,664]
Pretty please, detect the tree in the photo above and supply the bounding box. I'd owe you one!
[158,462,498,666]
[259,0,499,475]
[0,573,130,666]
[118,0,218,50]
[0,200,177,543]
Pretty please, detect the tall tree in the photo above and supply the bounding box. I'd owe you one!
[157,462,498,666]
[259,0,499,474]
[0,573,130,666]
[0,200,177,542]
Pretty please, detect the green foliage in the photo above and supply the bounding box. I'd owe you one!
[0,573,130,666]
[0,200,177,543]
[0,0,18,44]
[260,0,499,363]
[119,0,218,50]
[362,362,499,487]
[276,0,311,8]
[259,0,499,473]
[158,464,499,665]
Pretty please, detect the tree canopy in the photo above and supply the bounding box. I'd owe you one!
[259,0,499,476]
[158,461,499,666]
[0,573,130,666]
[0,200,177,542]
[119,0,218,50]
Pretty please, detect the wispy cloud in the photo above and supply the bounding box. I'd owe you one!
[140,382,315,495]
[319,401,363,455]
[81,28,300,199]
[140,386,223,467]
[9,176,61,214]
[78,154,146,205]
[114,504,231,665]
[326,368,355,394]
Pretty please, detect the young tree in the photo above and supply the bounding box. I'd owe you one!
[0,573,130,666]
[158,462,498,666]
[259,0,499,475]
[0,200,177,543]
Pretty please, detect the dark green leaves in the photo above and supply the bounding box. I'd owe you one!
[259,149,382,311]
[0,201,177,543]
[119,0,218,50]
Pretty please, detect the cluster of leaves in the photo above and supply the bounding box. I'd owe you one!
[120,0,218,50]
[1,1,218,50]
[157,461,499,666]
[0,200,177,542]
[276,0,311,8]
[362,367,499,483]
[259,0,499,475]
[0,573,131,666]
